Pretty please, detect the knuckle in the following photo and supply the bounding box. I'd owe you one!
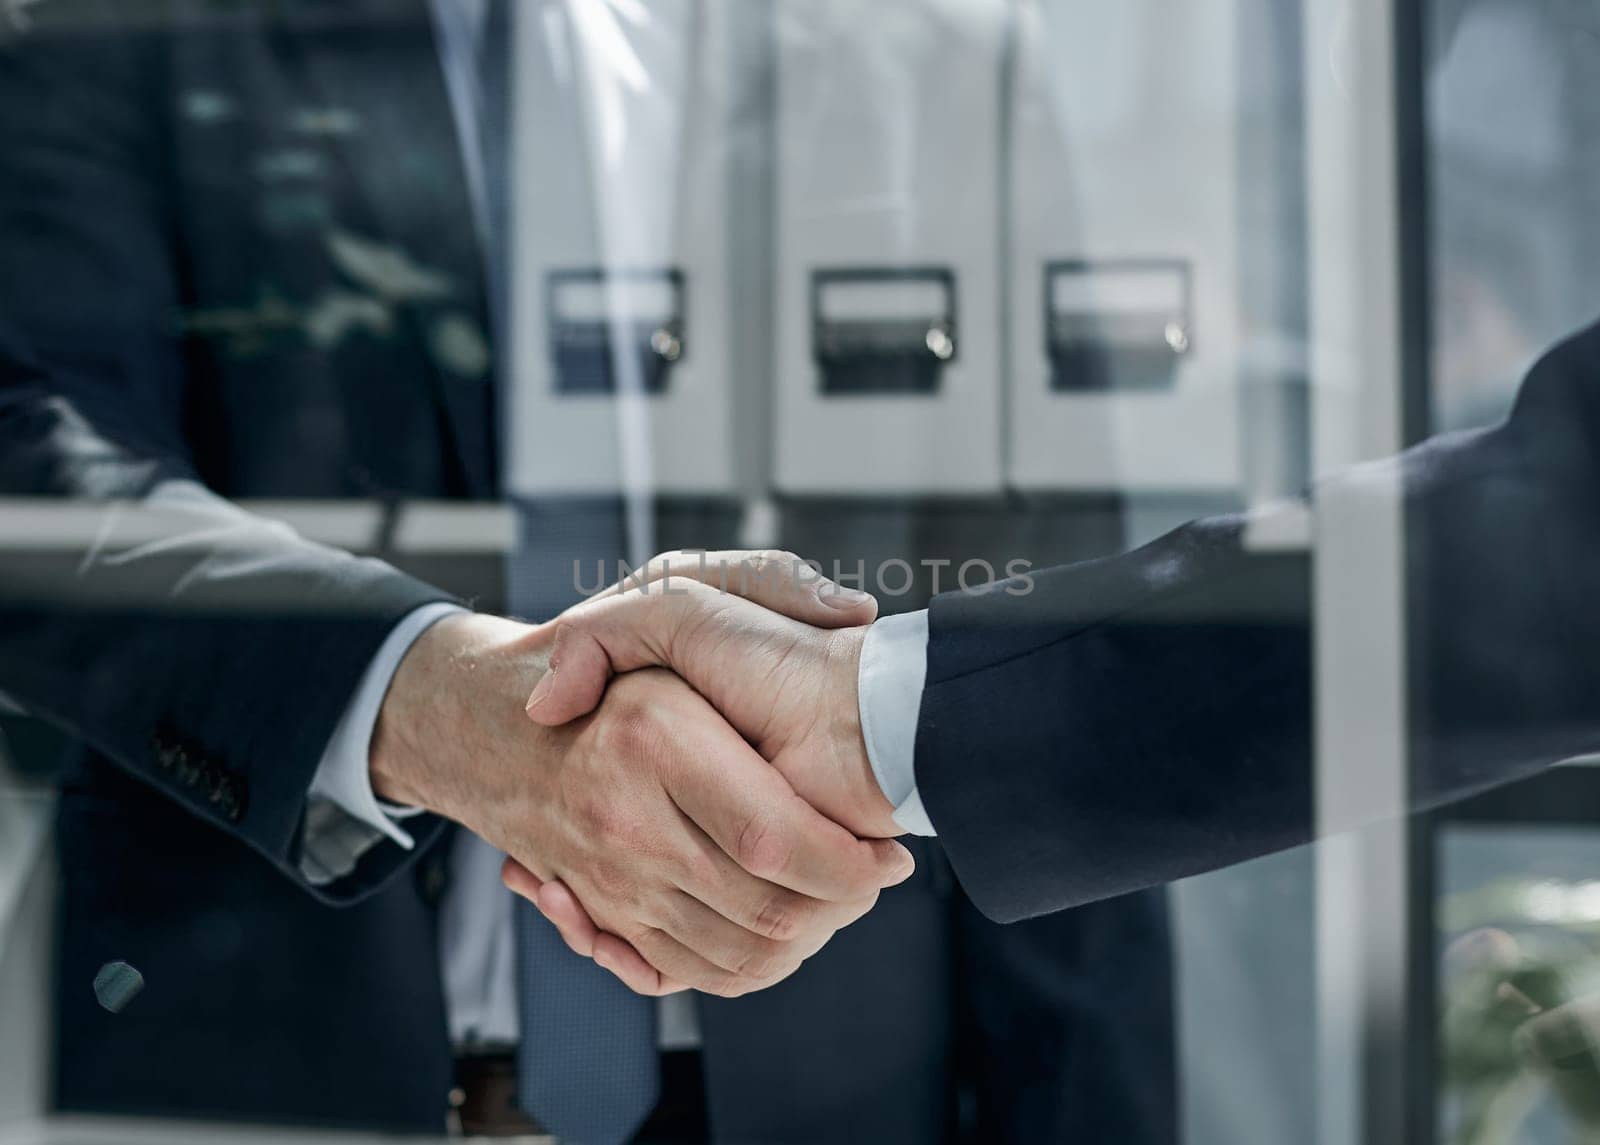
[630,923,666,952]
[680,578,719,604]
[599,702,659,762]
[735,549,791,590]
[547,617,577,647]
[678,847,721,892]
[734,811,793,879]
[727,934,783,980]
[580,799,639,848]
[751,891,805,942]
[632,927,683,977]
[756,549,798,580]
[616,921,653,951]
[648,893,689,936]
[588,858,633,902]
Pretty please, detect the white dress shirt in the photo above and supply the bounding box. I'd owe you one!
[859,610,937,836]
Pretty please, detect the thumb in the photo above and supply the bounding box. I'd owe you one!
[1518,996,1600,1070]
[524,551,877,728]
[521,620,618,727]
[523,583,731,726]
[597,550,879,628]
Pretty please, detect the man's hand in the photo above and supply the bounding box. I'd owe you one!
[1443,927,1600,1132]
[370,610,913,997]
[526,551,899,839]
[509,551,906,993]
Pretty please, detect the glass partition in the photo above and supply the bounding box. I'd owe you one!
[1,1,1595,1142]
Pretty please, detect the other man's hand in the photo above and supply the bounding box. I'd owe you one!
[527,551,898,838]
[1444,927,1600,1129]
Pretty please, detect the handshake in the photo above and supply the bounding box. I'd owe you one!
[370,550,913,999]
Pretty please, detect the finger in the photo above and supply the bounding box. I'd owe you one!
[592,933,691,997]
[1518,996,1600,1069]
[624,924,792,998]
[500,855,544,902]
[666,811,878,943]
[516,869,697,996]
[522,606,645,727]
[536,880,603,957]
[513,734,835,989]
[501,859,598,957]
[505,866,701,997]
[525,551,876,728]
[691,856,878,947]
[525,582,757,727]
[649,888,819,980]
[599,549,878,627]
[648,691,914,898]
[1443,927,1522,981]
[1497,981,1543,1016]
[514,872,770,991]
[669,731,915,901]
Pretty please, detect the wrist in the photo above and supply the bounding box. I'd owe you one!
[370,611,550,816]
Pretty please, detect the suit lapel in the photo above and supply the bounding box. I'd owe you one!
[271,0,498,495]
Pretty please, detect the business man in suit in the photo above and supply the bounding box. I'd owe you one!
[517,317,1600,981]
[0,0,905,1140]
[0,2,1175,1141]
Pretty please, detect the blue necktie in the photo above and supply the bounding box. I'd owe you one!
[475,3,660,1141]
[505,502,660,1145]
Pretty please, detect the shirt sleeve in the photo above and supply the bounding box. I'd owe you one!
[299,602,468,885]
[857,609,936,836]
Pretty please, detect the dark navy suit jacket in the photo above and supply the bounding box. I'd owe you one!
[0,2,1173,1140]
[918,322,1600,925]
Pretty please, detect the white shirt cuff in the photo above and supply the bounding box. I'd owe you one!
[299,602,467,884]
[857,609,935,836]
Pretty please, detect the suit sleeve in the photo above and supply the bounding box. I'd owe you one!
[0,7,452,903]
[917,320,1600,923]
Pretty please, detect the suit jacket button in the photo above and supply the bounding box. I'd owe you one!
[417,855,449,905]
[219,781,246,823]
[151,735,179,771]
